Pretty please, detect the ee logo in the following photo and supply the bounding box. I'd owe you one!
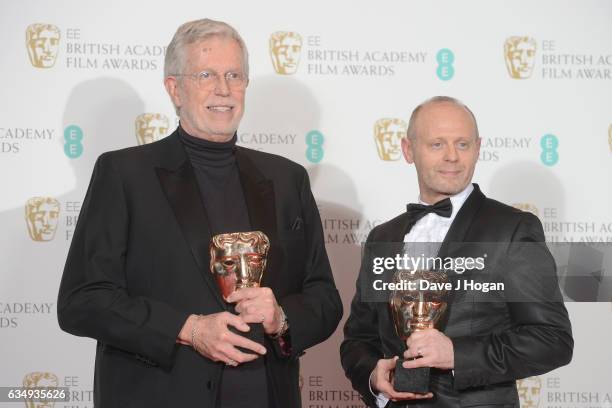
[306,130,324,163]
[64,125,83,158]
[436,49,454,81]
[540,134,559,166]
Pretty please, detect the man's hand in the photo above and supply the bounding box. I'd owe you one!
[178,312,266,366]
[371,357,434,402]
[227,287,283,335]
[403,328,454,370]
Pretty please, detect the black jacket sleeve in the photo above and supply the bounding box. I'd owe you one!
[340,228,384,408]
[452,213,573,389]
[57,153,188,371]
[277,169,343,358]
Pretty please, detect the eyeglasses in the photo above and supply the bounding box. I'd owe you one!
[172,70,247,91]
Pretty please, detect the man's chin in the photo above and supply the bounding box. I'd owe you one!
[208,129,237,142]
[435,182,470,197]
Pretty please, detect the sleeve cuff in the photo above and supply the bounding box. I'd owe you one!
[368,369,390,408]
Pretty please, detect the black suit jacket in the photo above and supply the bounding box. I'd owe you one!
[57,130,343,407]
[340,184,573,408]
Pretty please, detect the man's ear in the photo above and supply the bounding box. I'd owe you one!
[164,76,181,109]
[401,137,415,164]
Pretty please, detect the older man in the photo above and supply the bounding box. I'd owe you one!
[340,96,573,407]
[58,19,342,407]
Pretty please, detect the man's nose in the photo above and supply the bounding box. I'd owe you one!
[444,145,459,161]
[214,76,231,96]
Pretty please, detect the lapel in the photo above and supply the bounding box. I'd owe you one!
[154,131,225,309]
[436,184,486,331]
[235,147,279,287]
[377,212,415,242]
[437,183,485,258]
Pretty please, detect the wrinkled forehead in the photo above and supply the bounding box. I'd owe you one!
[416,102,478,140]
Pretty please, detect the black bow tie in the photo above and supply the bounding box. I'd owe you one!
[406,198,453,223]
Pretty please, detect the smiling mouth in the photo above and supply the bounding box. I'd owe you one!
[207,106,233,112]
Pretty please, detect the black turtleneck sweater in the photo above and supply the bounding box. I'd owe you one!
[178,127,269,408]
[179,127,250,235]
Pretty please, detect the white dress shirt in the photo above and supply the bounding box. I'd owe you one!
[372,184,474,408]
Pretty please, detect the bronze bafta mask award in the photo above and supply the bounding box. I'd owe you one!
[389,269,450,393]
[210,231,270,344]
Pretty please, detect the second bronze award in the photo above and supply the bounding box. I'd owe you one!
[389,269,450,393]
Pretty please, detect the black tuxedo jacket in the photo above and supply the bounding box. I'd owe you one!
[57,130,342,407]
[340,185,573,408]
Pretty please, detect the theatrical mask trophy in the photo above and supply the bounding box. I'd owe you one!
[210,231,270,345]
[389,269,450,393]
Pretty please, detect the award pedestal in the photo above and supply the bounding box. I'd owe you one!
[229,303,265,349]
[229,322,265,351]
[394,359,430,393]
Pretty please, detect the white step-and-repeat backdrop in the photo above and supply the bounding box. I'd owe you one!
[1,1,611,407]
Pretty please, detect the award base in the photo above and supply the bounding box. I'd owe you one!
[229,322,265,351]
[227,304,265,350]
[394,359,430,393]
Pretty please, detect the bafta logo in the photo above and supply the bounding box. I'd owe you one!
[23,371,59,408]
[269,31,302,75]
[517,376,542,408]
[511,203,539,217]
[374,118,407,161]
[135,113,169,145]
[504,36,537,79]
[25,197,60,242]
[26,24,61,68]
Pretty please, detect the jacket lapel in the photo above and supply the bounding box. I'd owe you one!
[435,184,486,331]
[154,132,225,309]
[438,183,485,258]
[235,148,279,287]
